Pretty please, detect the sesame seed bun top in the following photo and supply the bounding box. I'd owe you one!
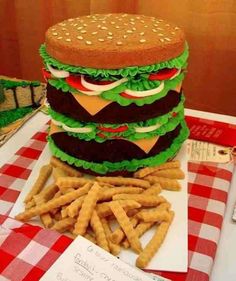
[45,13,186,69]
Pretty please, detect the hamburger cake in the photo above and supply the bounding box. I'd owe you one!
[40,13,189,175]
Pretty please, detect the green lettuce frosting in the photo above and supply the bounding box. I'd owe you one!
[39,43,189,78]
[0,79,40,89]
[48,120,189,174]
[0,107,33,128]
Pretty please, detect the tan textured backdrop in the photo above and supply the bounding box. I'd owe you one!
[0,0,235,116]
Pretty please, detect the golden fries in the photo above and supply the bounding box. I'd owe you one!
[16,157,183,269]
[109,201,142,254]
[24,164,52,203]
[136,211,174,268]
[73,182,101,236]
[145,176,181,191]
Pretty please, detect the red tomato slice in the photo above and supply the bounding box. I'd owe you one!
[42,68,52,81]
[98,125,129,133]
[149,68,179,81]
[120,92,143,99]
[66,75,92,91]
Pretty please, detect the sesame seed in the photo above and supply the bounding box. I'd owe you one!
[81,30,86,34]
[171,31,176,35]
[92,31,97,35]
[62,28,67,31]
[127,30,133,33]
[83,23,87,27]
[57,36,62,40]
[66,38,71,42]
[130,18,135,21]
[97,24,101,28]
[165,37,171,41]
[73,23,78,26]
[116,41,123,45]
[130,22,135,25]
[140,39,146,43]
[108,32,113,35]
[175,26,180,30]
[91,20,96,23]
[98,38,105,42]
[77,26,83,30]
[101,26,107,30]
[140,20,145,23]
[132,27,136,31]
[158,33,164,36]
[52,32,58,36]
[102,20,106,23]
[118,18,122,21]
[86,41,92,45]
[110,21,115,24]
[123,23,128,26]
[144,25,148,28]
[140,32,145,36]
[153,24,158,27]
[136,16,141,19]
[51,28,56,31]
[107,36,113,39]
[77,36,83,40]
[123,35,127,38]
[165,24,170,27]
[65,32,70,35]
[59,23,66,26]
[152,29,157,33]
[159,38,165,42]
[68,18,74,22]
[156,27,163,30]
[115,26,120,29]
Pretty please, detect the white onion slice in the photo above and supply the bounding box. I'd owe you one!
[51,119,92,133]
[124,81,164,97]
[81,75,128,91]
[47,63,70,78]
[170,68,181,80]
[134,123,161,133]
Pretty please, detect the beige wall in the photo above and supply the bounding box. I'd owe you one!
[0,0,235,116]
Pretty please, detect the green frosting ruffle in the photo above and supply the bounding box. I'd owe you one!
[0,79,40,89]
[0,106,33,128]
[48,120,189,174]
[47,72,184,106]
[39,43,189,78]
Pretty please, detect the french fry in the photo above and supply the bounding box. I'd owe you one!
[109,217,138,245]
[136,210,171,223]
[112,194,166,207]
[25,200,35,209]
[66,195,86,218]
[73,182,101,236]
[56,177,91,193]
[101,218,121,255]
[96,200,141,218]
[33,183,58,205]
[151,168,185,179]
[51,217,76,233]
[90,210,109,252]
[122,222,154,249]
[50,156,82,177]
[142,183,162,195]
[15,185,91,221]
[136,211,174,268]
[99,187,143,201]
[52,167,68,181]
[96,176,150,189]
[24,164,52,203]
[61,205,68,219]
[40,213,53,228]
[134,160,180,178]
[145,176,181,191]
[109,201,142,254]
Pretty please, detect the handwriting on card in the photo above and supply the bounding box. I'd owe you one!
[40,236,168,281]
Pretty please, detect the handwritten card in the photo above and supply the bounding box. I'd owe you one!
[40,235,169,281]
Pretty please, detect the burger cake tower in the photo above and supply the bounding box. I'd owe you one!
[40,13,189,175]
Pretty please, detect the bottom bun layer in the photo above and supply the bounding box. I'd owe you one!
[48,121,189,175]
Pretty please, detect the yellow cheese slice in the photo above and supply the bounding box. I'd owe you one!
[49,123,159,154]
[72,93,113,116]
[175,82,182,93]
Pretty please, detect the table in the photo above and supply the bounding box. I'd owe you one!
[0,109,235,281]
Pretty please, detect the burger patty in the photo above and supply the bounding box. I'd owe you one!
[51,124,181,163]
[47,84,182,124]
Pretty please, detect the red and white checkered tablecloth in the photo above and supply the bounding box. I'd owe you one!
[0,121,235,281]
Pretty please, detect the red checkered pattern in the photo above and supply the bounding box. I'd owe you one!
[0,120,235,281]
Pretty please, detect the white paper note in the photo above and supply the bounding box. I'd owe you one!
[40,236,169,281]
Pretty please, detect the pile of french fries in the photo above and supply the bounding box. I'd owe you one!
[15,156,185,268]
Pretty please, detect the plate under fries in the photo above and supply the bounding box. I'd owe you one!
[10,143,188,272]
